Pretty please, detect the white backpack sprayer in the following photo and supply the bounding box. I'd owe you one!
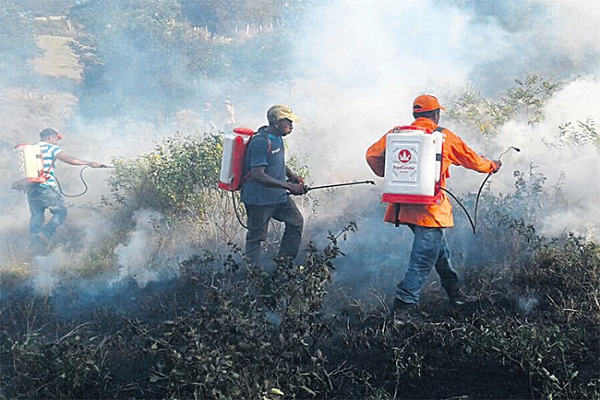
[382,125,444,205]
[377,125,520,233]
[11,142,112,196]
[11,143,47,190]
[218,126,256,191]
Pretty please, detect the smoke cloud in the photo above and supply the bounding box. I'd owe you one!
[285,0,599,237]
[281,0,599,298]
[113,209,178,287]
[1,0,598,300]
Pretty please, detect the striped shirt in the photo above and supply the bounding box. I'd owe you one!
[38,141,63,189]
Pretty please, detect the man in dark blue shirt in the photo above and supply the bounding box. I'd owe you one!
[241,104,307,268]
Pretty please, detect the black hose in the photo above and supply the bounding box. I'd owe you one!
[441,173,491,235]
[54,165,113,197]
[231,190,248,229]
[474,173,493,232]
[231,191,272,231]
[55,166,90,197]
[442,146,519,234]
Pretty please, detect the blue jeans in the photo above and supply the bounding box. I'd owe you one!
[244,197,304,267]
[396,225,460,304]
[27,185,67,239]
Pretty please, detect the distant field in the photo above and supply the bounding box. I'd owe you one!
[28,35,82,82]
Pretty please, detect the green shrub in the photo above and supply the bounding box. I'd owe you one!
[447,73,564,137]
[108,133,223,217]
[1,225,354,399]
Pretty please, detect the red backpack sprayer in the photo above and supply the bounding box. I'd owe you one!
[217,127,375,227]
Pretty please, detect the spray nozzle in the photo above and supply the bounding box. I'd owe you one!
[498,146,521,160]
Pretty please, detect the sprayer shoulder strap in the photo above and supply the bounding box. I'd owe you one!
[38,142,62,182]
[241,131,272,185]
[252,130,272,152]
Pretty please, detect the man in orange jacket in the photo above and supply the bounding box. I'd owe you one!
[366,94,502,322]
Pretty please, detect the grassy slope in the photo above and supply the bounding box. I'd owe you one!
[29,34,82,82]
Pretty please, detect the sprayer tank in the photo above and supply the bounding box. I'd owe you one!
[382,129,442,203]
[11,144,44,190]
[218,127,254,191]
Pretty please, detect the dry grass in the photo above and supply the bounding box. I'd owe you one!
[28,35,83,82]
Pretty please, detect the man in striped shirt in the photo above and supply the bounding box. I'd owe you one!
[28,128,106,250]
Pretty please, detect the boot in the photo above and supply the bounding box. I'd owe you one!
[392,298,418,324]
[446,287,467,307]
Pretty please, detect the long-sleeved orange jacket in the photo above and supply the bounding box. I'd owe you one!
[366,117,496,227]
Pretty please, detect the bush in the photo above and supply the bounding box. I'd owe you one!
[0,226,352,399]
[3,214,599,399]
[108,133,223,217]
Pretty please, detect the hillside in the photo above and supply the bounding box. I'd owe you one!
[29,34,82,81]
[1,1,599,399]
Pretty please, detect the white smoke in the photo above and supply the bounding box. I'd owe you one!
[29,249,69,295]
[113,209,176,287]
[2,0,599,299]
[282,0,599,241]
[264,0,600,300]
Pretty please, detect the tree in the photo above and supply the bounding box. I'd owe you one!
[447,73,564,137]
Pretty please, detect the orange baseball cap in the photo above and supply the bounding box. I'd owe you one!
[413,94,446,112]
[40,128,64,140]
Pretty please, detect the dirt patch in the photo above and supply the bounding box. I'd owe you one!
[28,35,82,82]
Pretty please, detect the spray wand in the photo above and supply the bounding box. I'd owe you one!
[232,180,376,229]
[442,146,520,234]
[306,180,376,192]
[497,146,521,159]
